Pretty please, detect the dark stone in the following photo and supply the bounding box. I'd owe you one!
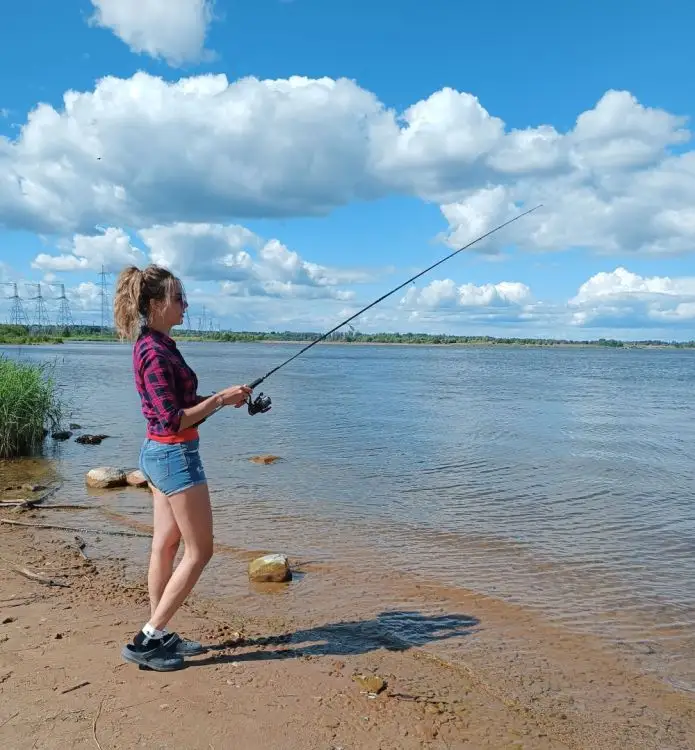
[69,423,82,430]
[51,431,73,441]
[75,434,109,445]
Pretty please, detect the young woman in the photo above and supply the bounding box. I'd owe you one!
[113,264,252,671]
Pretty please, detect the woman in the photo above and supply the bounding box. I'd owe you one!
[113,264,252,671]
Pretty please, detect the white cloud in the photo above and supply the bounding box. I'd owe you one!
[88,0,215,67]
[67,281,102,311]
[398,278,533,331]
[141,222,366,299]
[31,227,146,273]
[142,222,259,280]
[568,267,695,327]
[0,74,693,262]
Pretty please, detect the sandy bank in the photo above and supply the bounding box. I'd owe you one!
[0,514,694,750]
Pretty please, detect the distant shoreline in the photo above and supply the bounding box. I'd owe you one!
[1,324,693,349]
[1,337,693,350]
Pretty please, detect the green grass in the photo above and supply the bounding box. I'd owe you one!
[0,356,64,459]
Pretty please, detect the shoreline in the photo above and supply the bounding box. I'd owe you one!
[2,502,695,749]
[2,338,693,351]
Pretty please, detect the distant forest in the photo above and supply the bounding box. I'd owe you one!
[1,324,694,348]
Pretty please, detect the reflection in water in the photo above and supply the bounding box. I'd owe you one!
[2,341,694,690]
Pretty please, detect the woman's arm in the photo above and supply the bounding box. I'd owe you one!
[142,353,221,433]
[142,353,250,433]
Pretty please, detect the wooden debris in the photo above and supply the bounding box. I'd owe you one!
[61,681,90,695]
[0,519,150,537]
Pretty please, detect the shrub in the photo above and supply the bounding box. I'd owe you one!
[0,356,64,458]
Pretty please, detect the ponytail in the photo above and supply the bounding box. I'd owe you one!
[113,266,144,340]
[113,264,177,340]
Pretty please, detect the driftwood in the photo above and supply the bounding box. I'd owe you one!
[73,535,89,560]
[61,680,90,695]
[0,519,151,538]
[0,556,70,588]
[0,483,62,510]
[0,502,87,511]
[93,697,106,750]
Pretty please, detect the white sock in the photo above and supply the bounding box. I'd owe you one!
[142,623,167,640]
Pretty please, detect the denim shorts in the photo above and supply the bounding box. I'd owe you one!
[139,438,207,496]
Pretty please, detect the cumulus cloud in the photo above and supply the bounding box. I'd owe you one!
[0,73,692,265]
[88,0,215,66]
[31,227,146,272]
[401,277,532,309]
[67,281,102,311]
[142,222,366,299]
[568,267,695,327]
[31,221,371,301]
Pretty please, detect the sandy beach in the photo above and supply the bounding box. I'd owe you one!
[1,504,694,750]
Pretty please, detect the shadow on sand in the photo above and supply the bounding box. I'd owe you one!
[186,610,480,668]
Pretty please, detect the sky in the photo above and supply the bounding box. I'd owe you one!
[1,0,695,341]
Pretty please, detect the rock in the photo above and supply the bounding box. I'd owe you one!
[75,434,109,445]
[69,423,82,430]
[22,484,47,492]
[126,470,148,488]
[2,617,16,625]
[85,467,127,489]
[248,553,292,583]
[352,674,387,694]
[249,455,282,465]
[51,430,72,441]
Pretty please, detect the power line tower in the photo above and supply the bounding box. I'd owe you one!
[53,283,74,329]
[26,283,51,330]
[198,305,208,335]
[2,283,30,326]
[98,265,111,332]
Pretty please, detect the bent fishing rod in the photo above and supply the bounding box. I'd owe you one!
[219,204,542,418]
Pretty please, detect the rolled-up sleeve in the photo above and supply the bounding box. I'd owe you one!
[141,352,184,433]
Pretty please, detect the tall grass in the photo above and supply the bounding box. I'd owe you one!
[0,356,64,459]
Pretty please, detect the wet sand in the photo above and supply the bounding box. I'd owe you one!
[1,502,694,750]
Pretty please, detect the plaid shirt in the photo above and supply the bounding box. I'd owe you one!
[133,327,200,437]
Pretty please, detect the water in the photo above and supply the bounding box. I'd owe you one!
[2,341,695,689]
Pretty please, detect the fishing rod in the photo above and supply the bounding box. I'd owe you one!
[230,204,542,417]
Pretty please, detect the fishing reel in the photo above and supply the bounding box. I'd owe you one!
[247,391,272,415]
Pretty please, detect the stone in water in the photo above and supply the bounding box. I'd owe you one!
[248,553,292,583]
[126,470,149,488]
[85,467,127,489]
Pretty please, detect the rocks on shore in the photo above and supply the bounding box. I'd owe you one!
[352,673,388,694]
[75,434,109,445]
[126,470,148,488]
[248,553,292,583]
[85,467,127,489]
[84,467,150,490]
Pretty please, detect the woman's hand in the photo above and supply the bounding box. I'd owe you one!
[218,384,253,408]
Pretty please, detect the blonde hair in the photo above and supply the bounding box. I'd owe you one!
[113,264,179,340]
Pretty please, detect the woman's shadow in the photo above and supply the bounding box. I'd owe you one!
[186,610,480,668]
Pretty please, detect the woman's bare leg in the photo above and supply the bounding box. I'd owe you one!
[147,482,213,631]
[148,487,182,618]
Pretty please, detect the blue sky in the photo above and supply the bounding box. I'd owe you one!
[1,0,695,339]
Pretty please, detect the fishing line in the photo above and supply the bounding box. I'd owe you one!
[217,204,542,417]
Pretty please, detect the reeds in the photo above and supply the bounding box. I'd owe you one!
[0,356,63,458]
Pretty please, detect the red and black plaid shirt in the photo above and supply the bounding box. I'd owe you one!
[133,327,200,437]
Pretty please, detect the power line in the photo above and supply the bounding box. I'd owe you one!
[2,282,30,326]
[53,283,74,328]
[26,283,51,330]
[99,265,111,332]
